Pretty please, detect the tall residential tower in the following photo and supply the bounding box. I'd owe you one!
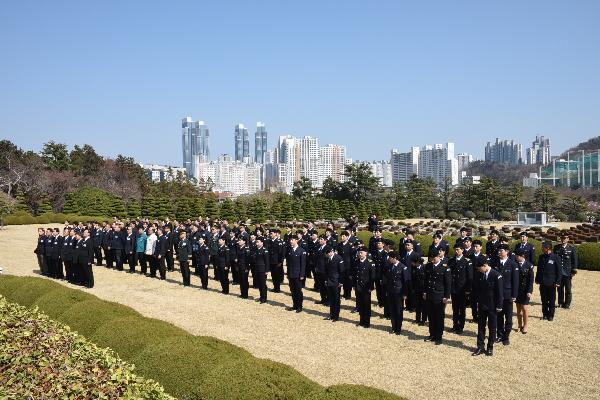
[255,122,268,164]
[182,117,210,178]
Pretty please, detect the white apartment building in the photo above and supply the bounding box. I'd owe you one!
[193,154,262,196]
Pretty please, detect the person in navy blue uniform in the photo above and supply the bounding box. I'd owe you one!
[372,240,388,310]
[514,249,534,334]
[62,228,75,283]
[153,228,168,280]
[428,233,449,258]
[79,229,95,288]
[50,228,65,279]
[449,244,472,334]
[124,226,136,273]
[409,253,427,325]
[251,238,269,303]
[314,236,329,305]
[43,228,54,276]
[109,225,125,271]
[402,239,420,312]
[164,225,175,272]
[286,237,306,313]
[399,229,422,259]
[514,232,536,265]
[34,228,48,276]
[354,247,376,328]
[216,237,231,294]
[472,258,503,356]
[197,237,211,289]
[102,225,114,268]
[537,241,562,321]
[424,249,451,344]
[554,234,578,309]
[268,230,285,293]
[493,244,519,345]
[236,237,251,298]
[486,230,501,264]
[337,231,353,300]
[92,222,104,266]
[468,239,486,322]
[324,246,344,321]
[454,227,470,248]
[384,251,411,335]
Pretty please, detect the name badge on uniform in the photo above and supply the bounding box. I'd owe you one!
[83,244,87,247]
[548,260,554,264]
[127,238,131,241]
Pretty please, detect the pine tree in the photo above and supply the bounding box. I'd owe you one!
[109,196,126,219]
[62,192,79,215]
[234,198,248,222]
[142,194,157,218]
[191,198,205,219]
[36,195,53,215]
[127,198,141,218]
[248,198,268,223]
[204,196,218,219]
[324,199,340,221]
[357,202,368,223]
[270,199,282,222]
[340,199,355,220]
[14,191,30,214]
[219,199,236,221]
[392,203,406,219]
[302,199,317,222]
[156,196,172,219]
[175,198,192,221]
[280,196,295,222]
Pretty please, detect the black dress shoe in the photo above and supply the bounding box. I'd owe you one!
[295,309,302,313]
[486,348,494,356]
[350,309,357,313]
[424,337,433,342]
[472,348,485,356]
[331,318,338,322]
[324,316,332,320]
[286,306,295,311]
[563,305,570,309]
[495,337,503,343]
[435,340,442,345]
[502,339,510,346]
[456,329,463,334]
[548,317,554,321]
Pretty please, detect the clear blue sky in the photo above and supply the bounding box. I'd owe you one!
[1,1,599,165]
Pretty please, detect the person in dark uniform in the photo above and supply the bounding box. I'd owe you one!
[216,237,231,294]
[197,237,211,289]
[428,234,449,258]
[368,229,383,255]
[190,225,201,275]
[472,258,503,356]
[402,239,420,312]
[79,229,95,288]
[306,231,319,288]
[50,228,65,279]
[372,239,388,309]
[449,244,472,334]
[493,244,519,345]
[109,225,125,271]
[268,230,284,293]
[354,246,376,328]
[251,238,269,303]
[35,228,48,276]
[424,249,451,344]
[337,231,353,300]
[124,226,136,273]
[314,236,329,305]
[468,239,486,322]
[236,237,251,298]
[514,232,536,265]
[286,237,306,313]
[383,251,410,334]
[454,227,470,248]
[177,230,192,287]
[486,230,501,264]
[514,249,534,334]
[228,230,239,284]
[102,224,113,268]
[554,234,578,309]
[61,228,75,283]
[164,225,175,272]
[71,232,82,285]
[324,246,344,321]
[399,230,422,259]
[153,228,167,280]
[409,253,427,325]
[536,241,562,321]
[93,223,104,266]
[43,228,54,276]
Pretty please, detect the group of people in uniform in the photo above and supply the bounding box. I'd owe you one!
[34,219,578,355]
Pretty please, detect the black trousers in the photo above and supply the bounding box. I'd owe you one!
[327,285,341,319]
[251,264,258,288]
[198,264,209,288]
[477,309,497,350]
[315,271,328,304]
[191,253,200,274]
[166,251,174,272]
[558,276,572,307]
[497,299,513,340]
[470,292,479,321]
[37,253,48,276]
[219,267,229,294]
[112,249,124,271]
[540,285,557,319]
[103,246,113,268]
[271,264,282,291]
[239,270,250,298]
[451,291,467,330]
[64,260,73,282]
[388,292,404,333]
[94,246,103,265]
[357,289,372,327]
[81,261,94,288]
[375,280,386,307]
[231,261,239,284]
[157,257,166,279]
[257,271,267,302]
[415,291,427,323]
[137,252,147,274]
[180,260,190,286]
[405,281,415,311]
[342,273,353,299]
[289,277,303,310]
[72,259,83,284]
[427,299,445,340]
[127,252,136,272]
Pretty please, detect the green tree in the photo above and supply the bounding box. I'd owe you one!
[36,195,53,215]
[108,196,126,218]
[127,198,141,218]
[342,163,381,202]
[204,195,218,219]
[234,198,248,222]
[70,144,103,176]
[219,199,236,221]
[291,177,314,200]
[533,184,559,213]
[41,141,70,171]
[302,199,317,221]
[280,195,295,221]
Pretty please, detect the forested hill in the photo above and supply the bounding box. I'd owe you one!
[560,136,600,158]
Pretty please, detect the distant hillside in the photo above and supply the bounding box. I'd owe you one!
[466,160,538,184]
[560,136,600,158]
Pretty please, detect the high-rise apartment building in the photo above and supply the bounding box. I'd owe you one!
[525,135,551,165]
[234,124,250,161]
[182,117,210,178]
[390,147,419,184]
[254,122,268,164]
[485,138,523,165]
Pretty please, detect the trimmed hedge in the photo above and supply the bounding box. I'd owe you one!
[576,243,600,271]
[0,276,404,400]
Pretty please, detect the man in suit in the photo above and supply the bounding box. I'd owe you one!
[153,228,168,280]
[537,241,562,321]
[337,231,353,300]
[354,246,376,328]
[468,239,486,322]
[50,228,65,279]
[314,236,329,305]
[79,229,95,288]
[251,238,270,303]
[384,251,411,334]
[424,249,452,345]
[236,237,251,298]
[124,226,136,273]
[286,237,307,313]
[268,230,285,293]
[62,228,75,283]
[324,246,344,321]
[216,237,231,294]
[177,230,192,287]
[449,244,472,334]
[554,234,578,309]
[109,224,125,271]
[472,258,503,356]
[164,225,175,272]
[92,222,104,266]
[493,244,519,345]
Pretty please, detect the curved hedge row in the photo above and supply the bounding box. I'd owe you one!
[0,275,403,400]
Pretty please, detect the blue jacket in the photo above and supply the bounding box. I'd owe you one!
[136,233,147,253]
